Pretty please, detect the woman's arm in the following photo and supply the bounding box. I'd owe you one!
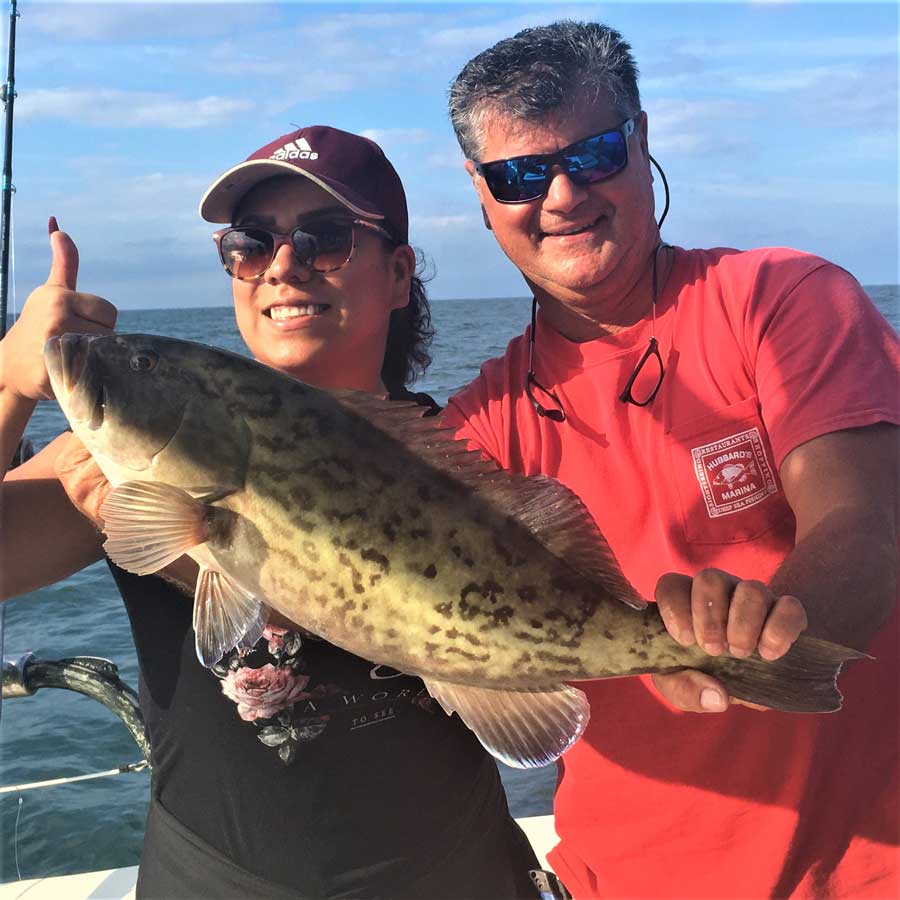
[0,222,117,601]
[1,434,104,600]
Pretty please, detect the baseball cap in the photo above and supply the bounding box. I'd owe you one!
[199,125,409,243]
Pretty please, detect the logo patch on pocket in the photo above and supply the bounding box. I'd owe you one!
[691,427,778,518]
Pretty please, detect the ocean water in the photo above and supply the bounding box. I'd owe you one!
[1,287,897,882]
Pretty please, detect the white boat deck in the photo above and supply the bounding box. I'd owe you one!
[0,815,558,899]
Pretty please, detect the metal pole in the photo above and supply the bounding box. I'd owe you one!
[0,0,18,339]
[0,1,18,729]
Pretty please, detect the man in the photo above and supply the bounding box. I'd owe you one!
[444,20,899,900]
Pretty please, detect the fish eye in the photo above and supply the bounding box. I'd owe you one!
[130,350,159,373]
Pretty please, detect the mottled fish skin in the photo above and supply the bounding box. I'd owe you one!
[151,344,705,689]
[44,333,856,706]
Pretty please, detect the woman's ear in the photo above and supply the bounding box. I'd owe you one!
[390,244,416,310]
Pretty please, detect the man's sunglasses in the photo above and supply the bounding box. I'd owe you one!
[213,218,394,282]
[474,119,635,204]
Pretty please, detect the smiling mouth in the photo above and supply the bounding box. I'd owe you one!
[265,304,331,320]
[540,214,606,238]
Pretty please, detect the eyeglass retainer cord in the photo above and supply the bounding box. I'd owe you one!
[526,154,672,422]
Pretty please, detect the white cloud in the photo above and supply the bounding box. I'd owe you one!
[731,63,858,94]
[644,98,757,156]
[360,128,432,148]
[28,1,268,41]
[423,6,596,52]
[19,88,256,128]
[296,11,431,41]
[411,214,479,230]
[425,147,467,169]
[200,27,418,88]
[669,32,899,65]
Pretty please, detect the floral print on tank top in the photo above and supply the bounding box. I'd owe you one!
[212,625,437,765]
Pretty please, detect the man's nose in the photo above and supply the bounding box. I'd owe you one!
[542,166,588,214]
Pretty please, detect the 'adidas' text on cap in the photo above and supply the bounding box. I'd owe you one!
[199,125,409,244]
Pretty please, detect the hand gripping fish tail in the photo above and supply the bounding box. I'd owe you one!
[670,631,869,713]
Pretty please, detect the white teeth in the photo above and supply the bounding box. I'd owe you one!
[269,305,326,320]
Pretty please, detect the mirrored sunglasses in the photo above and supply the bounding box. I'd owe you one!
[475,119,635,204]
[213,218,394,281]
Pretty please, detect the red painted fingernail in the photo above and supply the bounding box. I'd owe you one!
[48,216,59,234]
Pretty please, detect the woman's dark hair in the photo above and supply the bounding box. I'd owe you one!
[381,248,435,395]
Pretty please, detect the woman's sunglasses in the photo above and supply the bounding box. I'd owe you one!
[474,119,635,204]
[213,218,394,281]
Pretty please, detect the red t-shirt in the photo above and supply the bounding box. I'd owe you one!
[444,247,900,899]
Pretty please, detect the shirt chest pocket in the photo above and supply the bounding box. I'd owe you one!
[664,396,794,544]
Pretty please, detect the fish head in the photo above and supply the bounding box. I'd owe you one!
[44,333,251,488]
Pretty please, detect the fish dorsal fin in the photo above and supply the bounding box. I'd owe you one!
[194,567,269,667]
[330,392,645,610]
[482,474,647,610]
[423,677,589,769]
[100,481,211,575]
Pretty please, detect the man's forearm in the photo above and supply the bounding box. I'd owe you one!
[770,508,898,651]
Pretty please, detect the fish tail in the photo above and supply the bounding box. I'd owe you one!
[697,635,868,713]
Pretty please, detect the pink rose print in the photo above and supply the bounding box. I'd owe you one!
[221,663,310,722]
[263,624,288,654]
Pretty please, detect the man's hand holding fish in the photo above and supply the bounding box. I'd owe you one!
[652,570,808,712]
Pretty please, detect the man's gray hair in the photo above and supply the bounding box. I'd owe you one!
[449,20,641,161]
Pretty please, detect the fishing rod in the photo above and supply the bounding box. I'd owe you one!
[0,0,18,731]
[0,0,17,339]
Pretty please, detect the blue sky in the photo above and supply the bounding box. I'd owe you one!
[6,0,898,309]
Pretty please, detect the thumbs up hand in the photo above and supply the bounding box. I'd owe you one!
[0,218,117,401]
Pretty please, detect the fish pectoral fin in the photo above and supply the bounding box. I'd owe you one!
[193,567,269,667]
[422,678,589,769]
[100,480,211,575]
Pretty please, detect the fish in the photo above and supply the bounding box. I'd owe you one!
[44,332,867,768]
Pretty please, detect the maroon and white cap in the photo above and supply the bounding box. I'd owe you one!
[199,125,409,243]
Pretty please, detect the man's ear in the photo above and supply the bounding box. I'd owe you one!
[637,110,650,167]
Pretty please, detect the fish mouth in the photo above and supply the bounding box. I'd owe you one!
[44,334,106,429]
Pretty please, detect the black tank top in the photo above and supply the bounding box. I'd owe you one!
[109,392,539,898]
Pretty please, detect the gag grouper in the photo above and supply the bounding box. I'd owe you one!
[44,333,866,768]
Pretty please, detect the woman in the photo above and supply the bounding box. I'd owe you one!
[0,126,540,898]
